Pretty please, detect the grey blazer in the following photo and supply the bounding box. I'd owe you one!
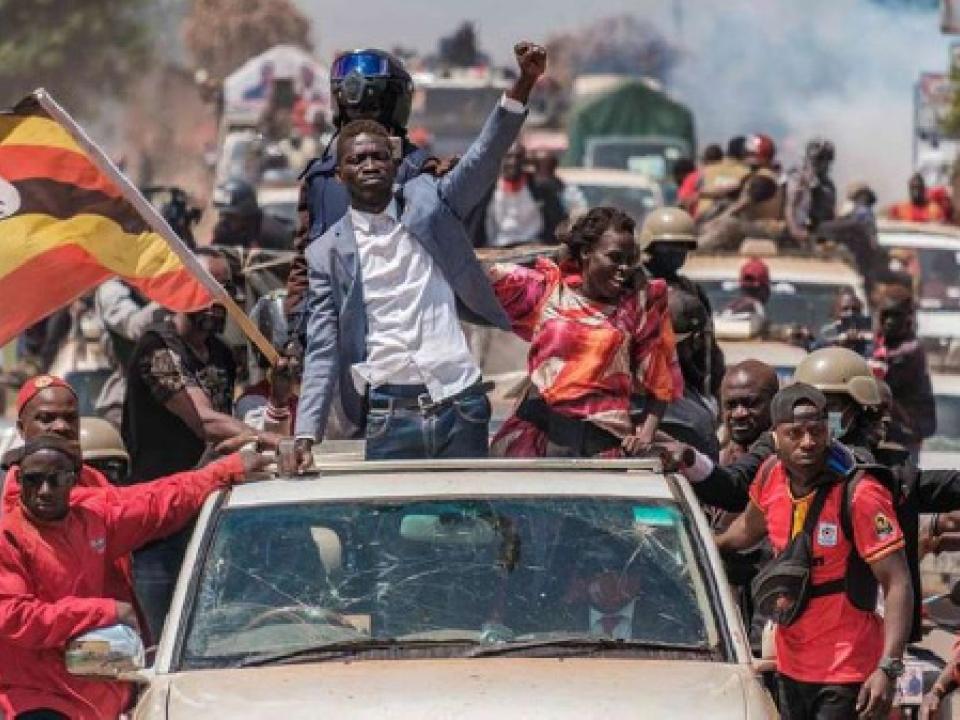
[295,104,524,440]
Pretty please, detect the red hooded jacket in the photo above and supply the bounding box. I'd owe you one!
[0,453,245,719]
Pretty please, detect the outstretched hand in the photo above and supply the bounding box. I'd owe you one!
[238,449,274,478]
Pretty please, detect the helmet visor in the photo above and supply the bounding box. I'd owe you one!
[331,52,391,80]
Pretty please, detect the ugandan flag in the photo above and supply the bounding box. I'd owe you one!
[0,90,213,345]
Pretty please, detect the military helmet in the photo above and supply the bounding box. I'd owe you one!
[80,417,130,486]
[640,207,697,249]
[792,347,881,408]
[80,418,129,462]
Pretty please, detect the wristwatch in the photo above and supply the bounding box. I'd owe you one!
[878,657,906,680]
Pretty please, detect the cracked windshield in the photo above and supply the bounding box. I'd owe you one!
[183,496,717,667]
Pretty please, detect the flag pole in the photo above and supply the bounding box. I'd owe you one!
[32,88,281,366]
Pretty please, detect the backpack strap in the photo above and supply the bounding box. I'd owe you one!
[803,483,845,599]
[839,470,866,550]
[801,484,832,538]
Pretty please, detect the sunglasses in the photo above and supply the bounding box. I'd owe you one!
[331,51,391,80]
[21,470,77,490]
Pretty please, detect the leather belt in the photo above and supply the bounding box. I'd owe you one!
[369,380,494,416]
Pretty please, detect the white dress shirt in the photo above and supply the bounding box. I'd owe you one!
[589,599,636,641]
[485,180,544,247]
[349,200,481,402]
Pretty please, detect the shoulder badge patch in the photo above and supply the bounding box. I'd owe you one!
[874,513,894,540]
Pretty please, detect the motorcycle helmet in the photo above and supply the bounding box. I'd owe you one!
[330,49,414,133]
[744,133,776,168]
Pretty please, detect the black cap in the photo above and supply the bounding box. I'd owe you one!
[770,383,828,426]
[16,433,82,470]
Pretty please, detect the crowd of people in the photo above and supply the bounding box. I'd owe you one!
[5,37,960,720]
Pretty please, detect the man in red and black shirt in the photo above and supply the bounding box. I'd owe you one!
[718,383,912,720]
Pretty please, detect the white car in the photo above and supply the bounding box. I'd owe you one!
[919,373,960,470]
[877,220,960,349]
[718,339,808,383]
[557,167,664,227]
[256,183,299,234]
[685,247,868,338]
[77,458,775,719]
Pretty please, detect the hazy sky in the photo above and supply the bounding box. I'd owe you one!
[296,0,957,202]
[296,0,662,62]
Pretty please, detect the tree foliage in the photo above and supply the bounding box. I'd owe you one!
[182,0,313,80]
[0,0,154,115]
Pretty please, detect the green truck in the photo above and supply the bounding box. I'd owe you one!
[563,76,696,196]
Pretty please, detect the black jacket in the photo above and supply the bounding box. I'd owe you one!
[691,432,775,512]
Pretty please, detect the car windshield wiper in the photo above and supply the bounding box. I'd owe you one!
[467,636,707,658]
[238,637,480,668]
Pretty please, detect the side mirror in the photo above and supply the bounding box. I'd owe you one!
[65,624,146,681]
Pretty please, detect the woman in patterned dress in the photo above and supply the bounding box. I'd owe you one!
[488,206,683,458]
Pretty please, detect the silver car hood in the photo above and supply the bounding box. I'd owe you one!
[157,658,772,719]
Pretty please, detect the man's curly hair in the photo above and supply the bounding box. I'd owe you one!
[337,119,392,164]
[559,206,635,264]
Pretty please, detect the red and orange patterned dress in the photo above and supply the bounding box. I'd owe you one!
[489,257,683,457]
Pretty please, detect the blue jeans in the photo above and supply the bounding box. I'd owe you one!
[365,384,490,460]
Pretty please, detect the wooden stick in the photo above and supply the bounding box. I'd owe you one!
[33,88,281,366]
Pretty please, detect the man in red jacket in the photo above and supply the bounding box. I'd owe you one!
[0,433,267,720]
[1,375,151,642]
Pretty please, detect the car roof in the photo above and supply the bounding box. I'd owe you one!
[225,459,676,509]
[877,220,960,248]
[684,253,863,288]
[556,167,661,189]
[719,340,807,368]
[932,373,960,395]
[256,185,299,203]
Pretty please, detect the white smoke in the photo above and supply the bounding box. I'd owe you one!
[666,0,951,205]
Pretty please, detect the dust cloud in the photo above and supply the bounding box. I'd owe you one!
[665,0,952,205]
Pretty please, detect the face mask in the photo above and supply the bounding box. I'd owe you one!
[647,248,688,277]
